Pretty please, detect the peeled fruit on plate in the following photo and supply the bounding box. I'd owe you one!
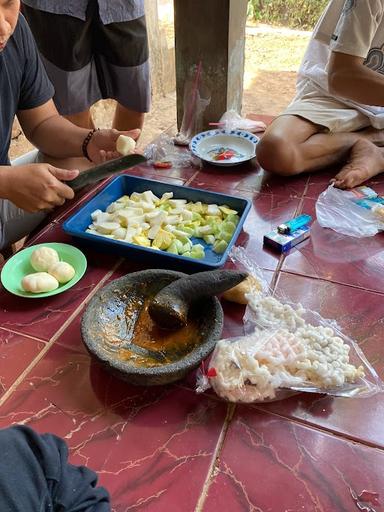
[30,246,59,272]
[22,272,59,293]
[116,135,136,155]
[48,261,76,284]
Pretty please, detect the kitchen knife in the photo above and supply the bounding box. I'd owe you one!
[69,153,147,191]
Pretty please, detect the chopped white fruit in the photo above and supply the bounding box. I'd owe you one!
[207,204,221,216]
[106,202,125,213]
[94,221,121,234]
[142,190,159,203]
[168,199,187,207]
[111,227,127,239]
[147,223,162,239]
[85,190,240,260]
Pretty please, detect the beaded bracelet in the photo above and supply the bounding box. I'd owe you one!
[82,128,99,161]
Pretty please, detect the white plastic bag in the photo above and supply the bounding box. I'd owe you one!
[215,110,266,133]
[316,185,384,237]
[197,296,382,402]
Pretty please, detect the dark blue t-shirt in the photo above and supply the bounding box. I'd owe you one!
[0,425,110,511]
[0,14,54,165]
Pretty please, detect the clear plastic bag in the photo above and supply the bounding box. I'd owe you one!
[228,245,270,296]
[212,110,267,133]
[242,295,382,399]
[316,185,384,238]
[196,246,383,402]
[143,133,194,168]
[174,63,211,146]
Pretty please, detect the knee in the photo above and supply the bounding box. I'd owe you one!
[256,134,300,176]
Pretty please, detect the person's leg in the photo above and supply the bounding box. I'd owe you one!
[22,4,101,120]
[94,14,150,133]
[65,110,95,130]
[256,114,384,177]
[112,103,145,131]
[332,139,384,188]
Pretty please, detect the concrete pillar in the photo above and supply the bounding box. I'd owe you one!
[174,0,248,131]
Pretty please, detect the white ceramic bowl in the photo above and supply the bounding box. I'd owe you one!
[190,129,259,166]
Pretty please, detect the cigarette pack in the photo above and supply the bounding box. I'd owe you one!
[263,225,311,252]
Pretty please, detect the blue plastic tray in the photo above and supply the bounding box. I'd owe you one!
[62,175,251,270]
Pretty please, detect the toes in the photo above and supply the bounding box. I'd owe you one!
[333,179,346,189]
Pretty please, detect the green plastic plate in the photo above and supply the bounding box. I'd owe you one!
[1,242,87,298]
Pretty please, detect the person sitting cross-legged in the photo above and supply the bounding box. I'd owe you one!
[256,0,384,189]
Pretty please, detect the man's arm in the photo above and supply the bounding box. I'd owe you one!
[18,99,140,163]
[328,51,384,106]
[17,100,90,159]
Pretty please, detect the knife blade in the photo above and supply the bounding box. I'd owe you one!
[69,153,147,191]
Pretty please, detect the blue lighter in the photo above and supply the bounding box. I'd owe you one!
[277,214,312,235]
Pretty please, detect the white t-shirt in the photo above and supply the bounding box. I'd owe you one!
[297,0,384,119]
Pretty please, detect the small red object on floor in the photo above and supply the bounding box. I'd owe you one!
[207,367,217,378]
[153,161,173,169]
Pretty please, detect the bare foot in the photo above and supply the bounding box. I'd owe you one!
[331,139,384,189]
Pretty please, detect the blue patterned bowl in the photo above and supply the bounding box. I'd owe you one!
[190,129,259,166]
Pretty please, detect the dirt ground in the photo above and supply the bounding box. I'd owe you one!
[9,25,309,161]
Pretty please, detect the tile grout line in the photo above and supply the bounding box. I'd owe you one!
[251,405,384,452]
[270,177,310,292]
[185,170,200,186]
[0,259,123,409]
[194,403,236,512]
[281,269,384,296]
[0,327,48,344]
[177,385,384,454]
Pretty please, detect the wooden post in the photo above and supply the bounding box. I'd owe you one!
[174,0,248,131]
[145,0,176,97]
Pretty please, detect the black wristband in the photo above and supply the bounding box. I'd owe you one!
[82,128,98,161]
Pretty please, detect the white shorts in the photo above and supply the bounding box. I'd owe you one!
[281,81,377,133]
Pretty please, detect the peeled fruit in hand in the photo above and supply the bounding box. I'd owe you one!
[22,272,59,293]
[116,135,136,155]
[48,261,76,284]
[30,246,60,272]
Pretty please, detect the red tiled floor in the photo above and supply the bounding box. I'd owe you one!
[0,224,119,340]
[283,198,384,292]
[188,164,308,198]
[202,407,384,512]
[0,343,228,511]
[1,153,384,511]
[0,329,46,397]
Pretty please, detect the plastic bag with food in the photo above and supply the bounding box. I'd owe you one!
[220,246,270,305]
[197,247,383,401]
[197,305,382,402]
[143,133,194,169]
